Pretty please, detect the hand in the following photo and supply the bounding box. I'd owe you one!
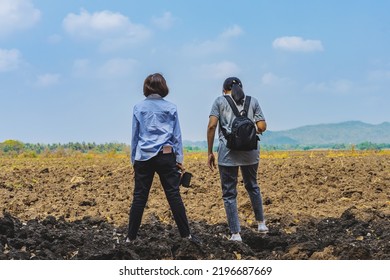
[176,162,185,172]
[207,153,216,171]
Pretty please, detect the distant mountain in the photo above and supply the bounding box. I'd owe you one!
[184,121,390,148]
[261,121,390,145]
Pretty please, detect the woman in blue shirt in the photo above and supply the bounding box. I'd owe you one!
[127,73,199,244]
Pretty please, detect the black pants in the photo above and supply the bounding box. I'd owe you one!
[127,152,190,240]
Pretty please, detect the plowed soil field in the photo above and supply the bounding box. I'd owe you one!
[0,150,389,260]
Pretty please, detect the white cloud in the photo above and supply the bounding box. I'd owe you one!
[261,72,291,86]
[97,58,138,78]
[273,36,324,52]
[368,70,390,81]
[63,9,151,51]
[72,59,90,77]
[72,58,137,79]
[98,36,148,53]
[219,25,243,40]
[0,0,41,36]
[35,73,61,87]
[304,79,353,94]
[184,39,227,56]
[47,34,62,44]
[0,48,22,72]
[183,25,243,56]
[152,12,175,30]
[199,61,241,79]
[63,9,128,38]
[332,80,352,93]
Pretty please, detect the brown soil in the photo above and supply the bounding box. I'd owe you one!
[0,151,389,260]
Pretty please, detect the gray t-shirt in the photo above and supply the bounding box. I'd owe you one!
[209,94,265,166]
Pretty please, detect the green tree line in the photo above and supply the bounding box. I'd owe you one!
[1,140,389,157]
[261,142,390,151]
[0,140,130,157]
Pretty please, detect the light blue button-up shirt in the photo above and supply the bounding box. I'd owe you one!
[131,94,183,164]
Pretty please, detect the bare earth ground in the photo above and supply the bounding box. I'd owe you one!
[0,151,389,260]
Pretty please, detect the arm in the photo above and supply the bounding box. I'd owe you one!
[172,110,184,165]
[256,120,267,134]
[207,116,218,170]
[131,114,139,164]
[253,98,266,134]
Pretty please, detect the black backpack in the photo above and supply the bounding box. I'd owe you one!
[220,95,259,151]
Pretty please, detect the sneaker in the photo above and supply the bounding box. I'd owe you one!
[126,236,136,243]
[230,233,242,242]
[188,234,202,245]
[258,222,269,233]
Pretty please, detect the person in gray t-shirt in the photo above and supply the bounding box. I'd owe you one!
[207,77,269,241]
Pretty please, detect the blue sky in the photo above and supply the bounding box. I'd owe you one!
[1,0,389,143]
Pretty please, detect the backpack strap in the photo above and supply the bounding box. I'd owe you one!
[223,95,241,117]
[223,95,251,117]
[242,96,251,117]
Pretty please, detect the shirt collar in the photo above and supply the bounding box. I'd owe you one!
[147,93,163,99]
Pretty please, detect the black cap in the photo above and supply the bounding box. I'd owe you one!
[223,77,242,91]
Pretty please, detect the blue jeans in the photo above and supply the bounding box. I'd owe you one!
[219,163,265,234]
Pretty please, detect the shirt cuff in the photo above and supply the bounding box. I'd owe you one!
[176,155,183,164]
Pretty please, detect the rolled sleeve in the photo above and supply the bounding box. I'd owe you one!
[131,113,139,164]
[253,98,265,122]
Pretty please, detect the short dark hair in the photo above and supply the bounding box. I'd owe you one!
[143,73,169,97]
